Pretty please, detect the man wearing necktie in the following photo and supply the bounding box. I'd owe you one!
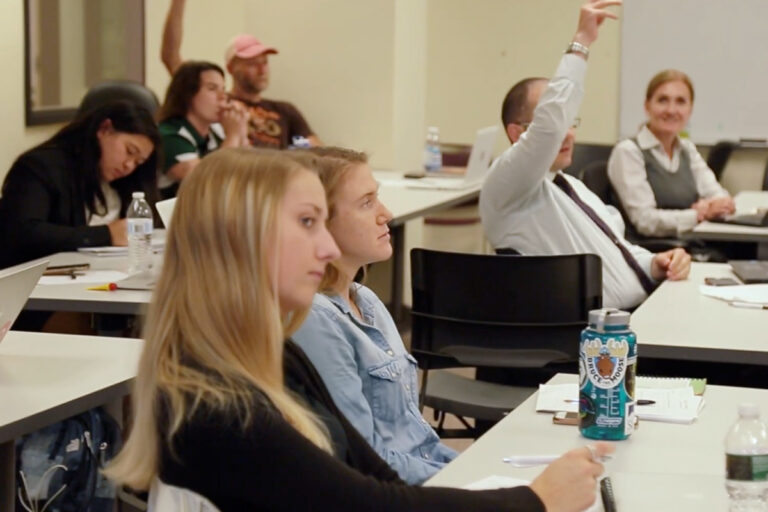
[479,0,691,310]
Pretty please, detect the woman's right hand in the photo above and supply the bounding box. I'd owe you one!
[108,218,128,246]
[529,443,614,512]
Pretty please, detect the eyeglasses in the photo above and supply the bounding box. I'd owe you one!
[519,117,581,131]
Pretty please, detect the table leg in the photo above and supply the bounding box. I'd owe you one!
[0,440,14,512]
[389,224,405,323]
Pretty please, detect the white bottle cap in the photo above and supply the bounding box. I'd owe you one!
[738,403,759,418]
[132,191,145,199]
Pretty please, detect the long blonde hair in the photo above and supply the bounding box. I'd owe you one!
[105,148,330,490]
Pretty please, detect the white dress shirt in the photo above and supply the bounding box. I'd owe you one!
[86,181,121,226]
[607,125,729,237]
[480,54,653,310]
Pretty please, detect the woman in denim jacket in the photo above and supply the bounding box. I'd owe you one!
[292,147,457,484]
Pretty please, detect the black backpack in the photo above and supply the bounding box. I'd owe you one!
[15,407,122,512]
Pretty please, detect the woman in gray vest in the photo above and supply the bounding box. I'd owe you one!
[607,69,734,238]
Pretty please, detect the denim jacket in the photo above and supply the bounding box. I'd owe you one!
[293,285,457,484]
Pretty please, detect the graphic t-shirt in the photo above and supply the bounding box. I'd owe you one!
[232,97,314,149]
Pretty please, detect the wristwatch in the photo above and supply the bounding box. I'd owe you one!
[565,41,589,60]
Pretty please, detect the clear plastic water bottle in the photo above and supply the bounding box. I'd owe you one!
[423,126,442,172]
[126,191,153,276]
[725,404,768,511]
[579,308,637,441]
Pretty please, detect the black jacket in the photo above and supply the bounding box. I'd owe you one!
[0,145,112,268]
[158,341,545,511]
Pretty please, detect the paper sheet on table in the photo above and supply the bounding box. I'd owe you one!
[700,284,768,304]
[635,386,705,424]
[536,381,704,423]
[464,475,603,512]
[535,383,578,412]
[37,270,129,285]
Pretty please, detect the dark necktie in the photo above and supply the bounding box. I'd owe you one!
[553,173,656,295]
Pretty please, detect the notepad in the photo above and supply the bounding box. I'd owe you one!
[700,284,768,305]
[464,475,603,512]
[536,378,706,424]
[634,386,705,424]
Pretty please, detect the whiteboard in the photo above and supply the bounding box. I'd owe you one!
[620,0,768,144]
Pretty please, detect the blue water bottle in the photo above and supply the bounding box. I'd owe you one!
[579,308,637,440]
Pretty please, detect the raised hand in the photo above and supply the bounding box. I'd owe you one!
[573,0,623,48]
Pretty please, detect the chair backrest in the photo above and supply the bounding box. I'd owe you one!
[563,143,613,177]
[410,249,602,369]
[706,141,738,182]
[578,160,646,243]
[148,479,221,512]
[77,80,160,118]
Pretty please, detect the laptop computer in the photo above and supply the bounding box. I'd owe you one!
[713,211,768,228]
[730,260,768,284]
[0,259,49,342]
[406,125,500,190]
[156,198,177,228]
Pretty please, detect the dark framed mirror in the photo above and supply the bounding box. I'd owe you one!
[24,0,146,126]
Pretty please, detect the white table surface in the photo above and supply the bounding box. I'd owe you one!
[0,331,142,442]
[0,331,142,509]
[631,262,768,365]
[373,170,481,226]
[25,251,159,315]
[427,373,768,511]
[688,190,768,242]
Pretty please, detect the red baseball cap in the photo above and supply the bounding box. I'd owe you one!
[225,34,278,65]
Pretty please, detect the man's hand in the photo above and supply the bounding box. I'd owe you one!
[573,0,622,48]
[530,443,614,512]
[651,247,691,281]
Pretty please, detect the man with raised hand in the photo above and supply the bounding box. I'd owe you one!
[480,0,691,310]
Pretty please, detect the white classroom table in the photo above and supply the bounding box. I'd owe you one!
[631,262,768,366]
[24,171,481,318]
[684,191,768,257]
[427,373,768,511]
[0,331,142,510]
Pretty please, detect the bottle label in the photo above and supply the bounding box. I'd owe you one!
[127,219,153,235]
[726,454,768,481]
[582,337,630,389]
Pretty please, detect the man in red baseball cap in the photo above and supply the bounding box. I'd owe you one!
[161,0,321,149]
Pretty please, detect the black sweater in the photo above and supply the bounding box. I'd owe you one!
[158,341,545,511]
[0,145,112,268]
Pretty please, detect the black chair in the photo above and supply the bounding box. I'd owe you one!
[410,249,602,438]
[706,141,738,182]
[77,80,160,117]
[563,143,613,177]
[579,160,687,253]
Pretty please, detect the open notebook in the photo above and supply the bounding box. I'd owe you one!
[536,377,706,424]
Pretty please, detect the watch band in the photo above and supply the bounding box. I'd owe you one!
[565,41,589,60]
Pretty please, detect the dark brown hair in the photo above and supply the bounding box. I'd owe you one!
[501,77,547,126]
[158,61,225,122]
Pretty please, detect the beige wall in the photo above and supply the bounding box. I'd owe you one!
[0,2,62,186]
[426,0,621,154]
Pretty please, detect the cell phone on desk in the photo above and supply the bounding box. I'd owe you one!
[403,171,426,179]
[552,411,579,426]
[704,277,739,286]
